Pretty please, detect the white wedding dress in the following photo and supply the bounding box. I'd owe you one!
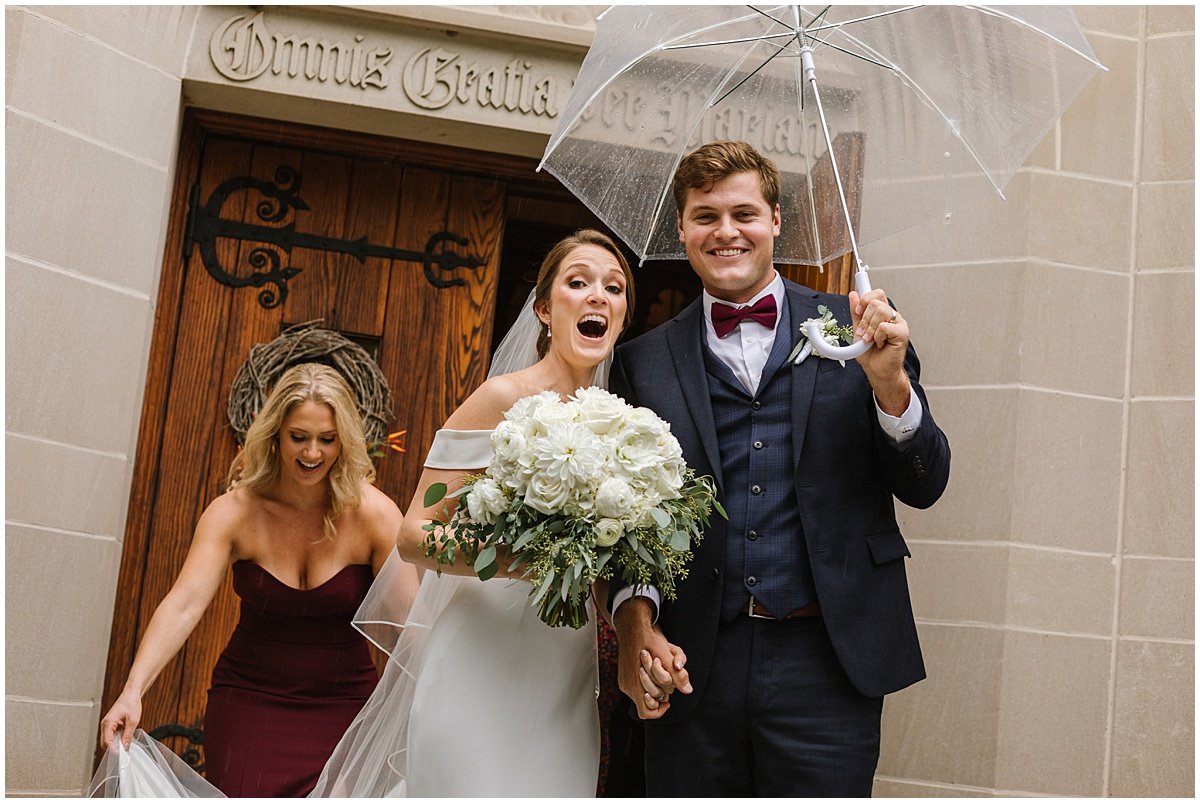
[311,428,600,797]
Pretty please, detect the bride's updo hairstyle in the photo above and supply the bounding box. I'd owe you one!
[533,229,635,359]
[227,362,375,538]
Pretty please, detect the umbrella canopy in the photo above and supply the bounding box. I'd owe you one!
[540,5,1106,267]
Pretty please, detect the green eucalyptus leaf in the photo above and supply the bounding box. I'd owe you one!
[713,499,728,519]
[423,482,448,508]
[570,561,584,599]
[668,531,690,551]
[560,562,576,601]
[473,544,497,574]
[649,508,671,529]
[633,541,655,566]
[513,527,538,551]
[531,571,556,606]
[477,559,499,582]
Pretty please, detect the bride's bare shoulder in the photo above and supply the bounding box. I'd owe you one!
[442,372,543,430]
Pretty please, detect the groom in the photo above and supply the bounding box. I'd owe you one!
[608,140,950,796]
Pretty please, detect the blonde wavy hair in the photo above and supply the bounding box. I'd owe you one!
[227,363,375,538]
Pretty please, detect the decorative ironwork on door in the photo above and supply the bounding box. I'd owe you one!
[183,165,485,308]
[147,723,206,772]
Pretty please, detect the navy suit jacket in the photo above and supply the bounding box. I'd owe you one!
[609,278,950,717]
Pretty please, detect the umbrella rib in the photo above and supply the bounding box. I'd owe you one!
[806,5,922,35]
[746,4,792,30]
[807,6,834,33]
[637,44,767,260]
[662,30,796,51]
[540,9,764,163]
[805,33,897,71]
[829,23,1007,197]
[965,5,1107,68]
[710,36,797,109]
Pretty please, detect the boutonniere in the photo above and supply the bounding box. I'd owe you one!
[787,305,856,367]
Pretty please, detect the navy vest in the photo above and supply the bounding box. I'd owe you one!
[702,301,817,621]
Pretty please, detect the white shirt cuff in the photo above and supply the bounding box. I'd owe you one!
[611,584,661,624]
[875,390,924,444]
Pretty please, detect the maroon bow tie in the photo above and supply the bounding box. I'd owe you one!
[710,295,778,338]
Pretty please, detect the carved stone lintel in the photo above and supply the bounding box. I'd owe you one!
[468,5,606,30]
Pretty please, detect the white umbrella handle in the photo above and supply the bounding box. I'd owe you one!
[805,269,874,360]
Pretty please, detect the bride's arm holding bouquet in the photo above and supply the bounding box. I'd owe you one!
[395,375,527,577]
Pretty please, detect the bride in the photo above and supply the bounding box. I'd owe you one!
[311,229,650,797]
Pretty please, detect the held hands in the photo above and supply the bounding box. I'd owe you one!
[99,688,142,750]
[613,598,692,719]
[849,289,911,417]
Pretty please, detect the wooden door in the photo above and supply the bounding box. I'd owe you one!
[101,111,508,769]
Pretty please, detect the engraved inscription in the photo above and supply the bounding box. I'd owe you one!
[210,12,392,89]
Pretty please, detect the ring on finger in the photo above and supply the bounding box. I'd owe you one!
[889,311,897,323]
[654,692,666,702]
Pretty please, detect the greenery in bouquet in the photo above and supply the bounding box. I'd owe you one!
[423,388,724,629]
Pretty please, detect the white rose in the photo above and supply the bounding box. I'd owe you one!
[655,465,684,499]
[617,443,662,482]
[524,472,571,515]
[571,387,630,435]
[522,396,575,440]
[465,478,506,524]
[623,406,670,439]
[505,391,560,425]
[595,476,636,519]
[491,421,525,462]
[594,518,624,548]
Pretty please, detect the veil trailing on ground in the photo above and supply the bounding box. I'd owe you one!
[87,730,224,798]
[308,562,459,796]
[311,289,612,797]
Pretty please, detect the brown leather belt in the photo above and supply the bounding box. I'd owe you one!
[741,596,821,620]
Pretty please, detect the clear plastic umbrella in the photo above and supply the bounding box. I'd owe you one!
[539,5,1106,358]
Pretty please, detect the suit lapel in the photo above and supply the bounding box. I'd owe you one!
[666,301,725,491]
[784,281,823,467]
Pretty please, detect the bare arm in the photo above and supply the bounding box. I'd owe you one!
[395,376,520,575]
[99,496,238,749]
[361,483,410,578]
[396,465,490,575]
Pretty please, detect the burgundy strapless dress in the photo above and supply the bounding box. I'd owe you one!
[204,561,378,797]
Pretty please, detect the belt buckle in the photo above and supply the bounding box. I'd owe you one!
[747,596,774,620]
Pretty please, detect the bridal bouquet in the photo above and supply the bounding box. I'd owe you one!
[423,388,723,629]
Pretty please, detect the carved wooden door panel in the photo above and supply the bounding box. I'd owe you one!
[101,111,505,770]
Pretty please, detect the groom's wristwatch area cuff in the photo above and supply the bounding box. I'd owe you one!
[611,585,661,623]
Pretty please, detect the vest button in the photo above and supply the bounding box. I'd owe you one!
[751,484,762,495]
[747,576,758,586]
[709,567,720,580]
[747,530,758,540]
[751,401,762,410]
[753,440,764,449]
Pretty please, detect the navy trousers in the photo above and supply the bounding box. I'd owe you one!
[644,615,883,797]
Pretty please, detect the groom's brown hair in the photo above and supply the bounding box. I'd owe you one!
[672,140,781,212]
